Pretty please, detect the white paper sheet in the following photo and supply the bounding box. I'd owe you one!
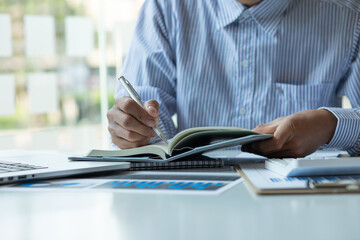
[27,73,58,114]
[1,171,243,195]
[240,163,309,190]
[0,14,13,57]
[24,15,55,57]
[239,161,360,192]
[0,74,15,116]
[65,16,94,57]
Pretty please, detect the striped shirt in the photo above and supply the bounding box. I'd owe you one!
[116,0,360,155]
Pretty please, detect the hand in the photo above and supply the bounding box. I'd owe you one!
[107,97,159,149]
[242,109,337,158]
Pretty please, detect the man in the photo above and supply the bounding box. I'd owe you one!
[107,0,360,157]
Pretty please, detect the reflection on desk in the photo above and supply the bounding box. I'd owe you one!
[0,166,359,240]
[2,167,242,195]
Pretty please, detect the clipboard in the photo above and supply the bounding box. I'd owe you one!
[234,164,360,195]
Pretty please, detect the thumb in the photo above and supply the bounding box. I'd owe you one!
[252,123,277,134]
[144,100,159,118]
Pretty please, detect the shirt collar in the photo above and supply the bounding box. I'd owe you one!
[216,0,291,37]
[216,0,245,30]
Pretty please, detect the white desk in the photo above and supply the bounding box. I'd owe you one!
[1,174,359,240]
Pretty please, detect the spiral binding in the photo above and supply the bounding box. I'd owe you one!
[129,159,224,170]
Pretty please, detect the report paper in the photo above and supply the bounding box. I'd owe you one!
[1,170,243,195]
[240,163,308,190]
[239,163,360,191]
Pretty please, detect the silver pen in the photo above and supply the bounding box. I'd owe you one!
[118,76,168,144]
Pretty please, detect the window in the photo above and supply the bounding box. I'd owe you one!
[0,0,144,152]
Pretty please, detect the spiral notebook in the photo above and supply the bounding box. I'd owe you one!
[128,156,224,170]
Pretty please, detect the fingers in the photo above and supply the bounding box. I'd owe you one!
[243,118,294,157]
[116,97,157,127]
[255,122,292,151]
[107,97,161,149]
[252,117,284,133]
[107,114,153,149]
[144,100,159,118]
[111,134,150,149]
[243,110,333,158]
[252,122,277,134]
[109,103,155,138]
[108,118,154,142]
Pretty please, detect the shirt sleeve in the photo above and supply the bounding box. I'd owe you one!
[321,17,360,155]
[115,0,177,142]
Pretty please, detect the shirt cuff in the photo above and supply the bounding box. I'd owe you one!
[319,107,360,155]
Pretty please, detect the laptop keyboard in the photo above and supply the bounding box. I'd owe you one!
[0,161,47,173]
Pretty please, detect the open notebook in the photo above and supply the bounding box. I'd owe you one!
[69,127,272,169]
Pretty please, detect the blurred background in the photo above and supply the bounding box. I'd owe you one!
[0,0,352,153]
[0,0,144,153]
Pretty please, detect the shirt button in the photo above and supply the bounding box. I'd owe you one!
[241,60,248,68]
[277,86,284,95]
[239,107,246,115]
[242,11,251,19]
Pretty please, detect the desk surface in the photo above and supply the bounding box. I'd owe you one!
[1,172,359,240]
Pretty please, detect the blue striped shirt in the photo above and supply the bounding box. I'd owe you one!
[116,0,360,155]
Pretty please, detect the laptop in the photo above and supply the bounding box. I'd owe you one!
[0,150,130,185]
